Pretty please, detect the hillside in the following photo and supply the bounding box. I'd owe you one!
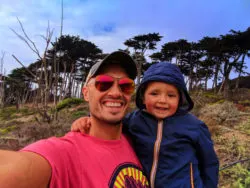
[0,91,250,187]
[228,75,250,89]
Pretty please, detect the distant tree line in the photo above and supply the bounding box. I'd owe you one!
[0,27,250,122]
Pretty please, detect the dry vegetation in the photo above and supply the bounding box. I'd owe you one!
[0,91,250,187]
[192,91,250,188]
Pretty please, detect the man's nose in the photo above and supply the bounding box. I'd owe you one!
[107,82,122,97]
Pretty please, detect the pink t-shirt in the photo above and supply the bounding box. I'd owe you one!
[21,132,149,188]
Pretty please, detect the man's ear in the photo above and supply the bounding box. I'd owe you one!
[82,87,89,101]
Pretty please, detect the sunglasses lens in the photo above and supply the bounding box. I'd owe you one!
[95,75,114,92]
[95,75,135,94]
[119,78,135,94]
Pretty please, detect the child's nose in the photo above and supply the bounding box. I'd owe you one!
[159,95,167,103]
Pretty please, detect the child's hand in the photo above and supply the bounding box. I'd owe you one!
[71,117,91,134]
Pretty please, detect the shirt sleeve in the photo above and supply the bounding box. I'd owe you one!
[21,136,81,188]
[195,123,219,188]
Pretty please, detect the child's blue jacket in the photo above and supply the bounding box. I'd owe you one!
[123,110,219,188]
[123,62,219,188]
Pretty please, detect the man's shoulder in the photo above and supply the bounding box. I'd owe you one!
[46,132,87,144]
[21,132,86,152]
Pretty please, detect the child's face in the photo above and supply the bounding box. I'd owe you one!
[143,82,180,120]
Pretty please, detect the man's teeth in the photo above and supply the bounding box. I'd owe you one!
[105,102,122,107]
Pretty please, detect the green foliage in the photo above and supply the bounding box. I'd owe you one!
[51,35,103,75]
[238,100,250,106]
[237,118,250,134]
[0,125,17,135]
[220,135,246,159]
[220,163,250,188]
[199,101,240,126]
[18,107,34,115]
[0,106,34,121]
[56,98,84,111]
[215,99,225,104]
[124,33,162,51]
[71,110,89,119]
[0,107,16,120]
[202,92,223,101]
[218,132,250,187]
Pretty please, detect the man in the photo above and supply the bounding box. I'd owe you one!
[0,51,149,188]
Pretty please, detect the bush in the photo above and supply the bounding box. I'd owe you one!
[56,98,83,111]
[199,101,240,126]
[220,163,250,187]
[238,100,250,106]
[0,125,17,135]
[237,118,250,134]
[0,107,17,120]
[0,106,35,121]
[71,110,89,119]
[216,135,247,160]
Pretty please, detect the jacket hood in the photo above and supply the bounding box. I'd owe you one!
[136,62,194,114]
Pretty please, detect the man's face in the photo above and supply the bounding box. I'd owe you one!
[83,64,132,125]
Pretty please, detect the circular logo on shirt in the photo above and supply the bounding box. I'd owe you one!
[109,163,149,188]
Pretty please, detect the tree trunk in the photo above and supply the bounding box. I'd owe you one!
[0,53,5,109]
[235,54,246,90]
[223,62,232,98]
[213,63,220,93]
[135,55,143,86]
[204,76,208,91]
[59,62,67,101]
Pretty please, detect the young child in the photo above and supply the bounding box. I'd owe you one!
[72,62,219,188]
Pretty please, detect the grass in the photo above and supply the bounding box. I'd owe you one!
[0,106,35,121]
[71,110,89,119]
[0,125,17,135]
[238,100,250,106]
[216,133,250,187]
[56,98,84,111]
[236,118,250,134]
[0,107,17,120]
[220,163,250,187]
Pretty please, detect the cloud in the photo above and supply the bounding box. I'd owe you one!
[0,0,249,74]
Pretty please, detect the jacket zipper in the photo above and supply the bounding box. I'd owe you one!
[150,120,163,188]
[190,162,194,188]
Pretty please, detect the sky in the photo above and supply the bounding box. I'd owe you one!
[0,0,250,77]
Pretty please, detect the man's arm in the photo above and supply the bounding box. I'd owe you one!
[0,150,51,188]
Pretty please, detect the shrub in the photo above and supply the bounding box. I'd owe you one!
[71,110,89,119]
[0,107,17,120]
[56,98,83,111]
[199,101,240,126]
[0,125,17,135]
[238,100,250,106]
[220,163,250,187]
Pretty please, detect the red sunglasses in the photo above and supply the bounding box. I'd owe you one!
[92,75,135,95]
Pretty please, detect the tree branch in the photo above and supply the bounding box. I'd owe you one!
[12,54,36,78]
[10,17,42,60]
